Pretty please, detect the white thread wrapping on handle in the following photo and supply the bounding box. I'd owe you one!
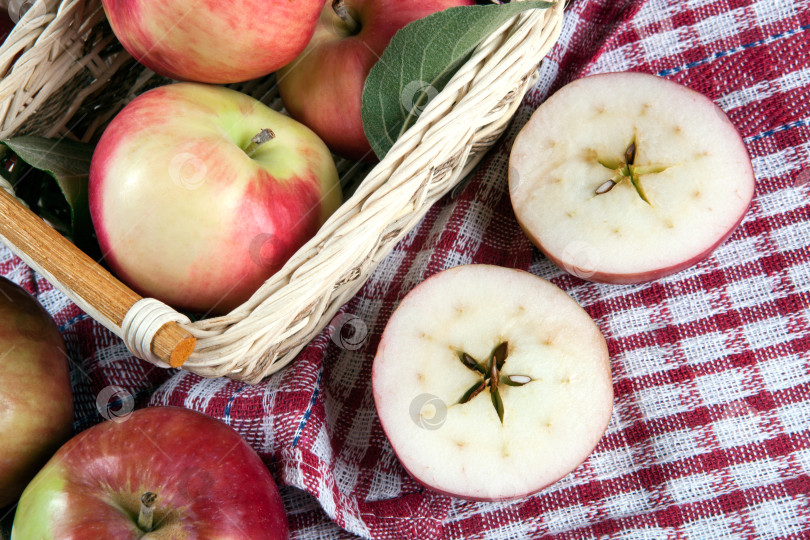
[121,298,193,369]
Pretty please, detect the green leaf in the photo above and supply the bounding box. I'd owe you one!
[361,1,555,159]
[2,137,96,252]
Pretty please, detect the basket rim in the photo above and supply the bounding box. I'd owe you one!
[0,0,566,383]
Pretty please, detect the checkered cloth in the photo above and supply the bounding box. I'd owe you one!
[2,0,810,537]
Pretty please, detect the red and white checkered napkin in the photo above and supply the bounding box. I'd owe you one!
[3,0,810,537]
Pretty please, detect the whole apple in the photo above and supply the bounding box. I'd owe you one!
[100,0,324,83]
[11,406,289,539]
[277,0,475,161]
[0,276,73,508]
[89,82,342,314]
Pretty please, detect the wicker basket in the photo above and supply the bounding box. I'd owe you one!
[0,0,565,383]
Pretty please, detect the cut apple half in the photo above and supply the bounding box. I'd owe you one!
[509,71,755,283]
[372,265,613,501]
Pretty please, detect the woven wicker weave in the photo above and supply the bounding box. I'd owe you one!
[0,0,565,383]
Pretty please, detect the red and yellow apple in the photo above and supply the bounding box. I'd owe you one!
[100,0,324,83]
[0,276,73,508]
[11,406,289,539]
[277,0,475,160]
[373,265,613,501]
[89,82,342,314]
[509,72,755,283]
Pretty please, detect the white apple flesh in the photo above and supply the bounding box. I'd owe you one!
[372,265,613,501]
[509,72,755,283]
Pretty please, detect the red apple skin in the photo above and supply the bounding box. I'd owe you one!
[518,201,752,284]
[11,406,289,539]
[0,277,73,508]
[277,0,475,161]
[100,0,323,83]
[89,83,342,314]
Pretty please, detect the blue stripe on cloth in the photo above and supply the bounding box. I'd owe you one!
[292,368,323,448]
[658,24,810,78]
[223,385,250,425]
[59,313,91,332]
[745,118,809,143]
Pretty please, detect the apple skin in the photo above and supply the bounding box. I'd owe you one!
[0,277,73,509]
[11,406,289,539]
[89,82,342,314]
[100,0,323,83]
[523,208,750,285]
[277,0,475,161]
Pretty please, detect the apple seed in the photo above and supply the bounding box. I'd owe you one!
[593,138,667,205]
[595,179,617,195]
[459,379,487,404]
[459,351,487,375]
[455,341,530,424]
[624,140,636,166]
[503,374,532,386]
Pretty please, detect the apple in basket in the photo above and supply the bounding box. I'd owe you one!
[277,0,475,160]
[11,406,289,539]
[100,0,324,83]
[0,277,73,508]
[89,82,342,315]
[508,71,755,283]
[372,265,613,500]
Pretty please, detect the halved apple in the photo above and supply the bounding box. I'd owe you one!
[509,71,755,283]
[372,265,613,501]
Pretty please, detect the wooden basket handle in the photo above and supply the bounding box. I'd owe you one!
[0,188,196,368]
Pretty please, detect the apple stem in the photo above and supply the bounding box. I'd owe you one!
[245,129,276,158]
[138,492,157,532]
[332,0,359,33]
